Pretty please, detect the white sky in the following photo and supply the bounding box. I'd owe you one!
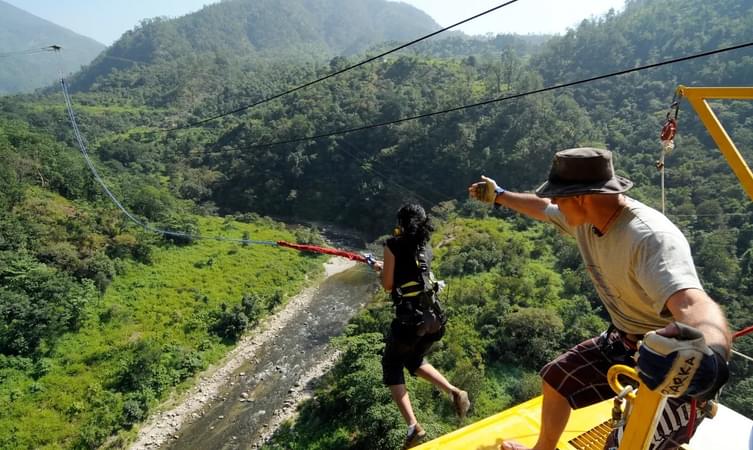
[6,0,625,45]
[393,0,626,35]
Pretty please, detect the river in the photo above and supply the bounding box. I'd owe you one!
[157,261,377,450]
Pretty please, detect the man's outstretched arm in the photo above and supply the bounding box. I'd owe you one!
[468,175,552,221]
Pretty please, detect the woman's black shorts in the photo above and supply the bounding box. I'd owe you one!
[382,321,443,386]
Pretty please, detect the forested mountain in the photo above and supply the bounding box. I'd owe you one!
[1,0,753,448]
[0,1,104,95]
[72,0,441,92]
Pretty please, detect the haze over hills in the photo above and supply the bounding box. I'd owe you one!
[72,0,441,92]
[0,0,105,95]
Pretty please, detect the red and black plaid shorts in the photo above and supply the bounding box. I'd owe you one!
[540,329,703,450]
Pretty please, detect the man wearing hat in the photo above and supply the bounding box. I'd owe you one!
[468,148,730,450]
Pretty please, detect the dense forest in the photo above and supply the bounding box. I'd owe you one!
[0,0,752,448]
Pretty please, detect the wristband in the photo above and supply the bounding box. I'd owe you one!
[493,186,505,209]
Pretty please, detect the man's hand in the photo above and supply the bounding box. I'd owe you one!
[468,175,501,204]
[637,322,729,399]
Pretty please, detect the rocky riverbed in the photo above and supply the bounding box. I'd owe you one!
[130,257,375,450]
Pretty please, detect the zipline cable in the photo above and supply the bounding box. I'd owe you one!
[57,40,753,247]
[60,75,277,247]
[63,74,372,261]
[225,40,753,151]
[161,0,522,132]
[0,45,59,58]
[55,39,753,258]
[55,47,372,259]
[731,349,753,363]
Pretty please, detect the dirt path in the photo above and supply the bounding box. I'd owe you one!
[130,258,358,450]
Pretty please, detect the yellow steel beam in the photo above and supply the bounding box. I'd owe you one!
[677,86,753,201]
[608,365,666,450]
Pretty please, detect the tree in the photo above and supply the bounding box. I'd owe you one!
[210,304,248,342]
[492,307,564,369]
[0,252,96,356]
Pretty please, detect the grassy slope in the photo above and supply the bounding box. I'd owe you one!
[0,215,325,449]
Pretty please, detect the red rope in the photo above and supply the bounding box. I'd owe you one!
[733,324,753,340]
[687,399,697,440]
[276,241,368,263]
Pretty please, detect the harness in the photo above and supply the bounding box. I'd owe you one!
[392,243,446,335]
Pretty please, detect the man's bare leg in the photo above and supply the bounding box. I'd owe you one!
[501,381,572,450]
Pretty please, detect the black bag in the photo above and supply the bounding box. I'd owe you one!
[394,292,445,336]
[415,292,445,336]
[392,243,446,336]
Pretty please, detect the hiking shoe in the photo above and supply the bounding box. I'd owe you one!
[403,423,426,449]
[452,389,470,419]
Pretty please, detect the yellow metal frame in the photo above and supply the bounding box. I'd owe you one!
[607,365,666,450]
[412,395,614,450]
[676,86,753,201]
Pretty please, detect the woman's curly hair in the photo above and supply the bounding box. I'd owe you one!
[396,203,433,245]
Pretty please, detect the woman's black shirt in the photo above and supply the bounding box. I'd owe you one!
[385,236,432,297]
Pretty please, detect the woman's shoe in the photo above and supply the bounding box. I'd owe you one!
[452,390,470,419]
[404,423,426,448]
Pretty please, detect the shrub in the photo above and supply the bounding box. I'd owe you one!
[241,292,263,324]
[511,371,542,404]
[121,395,148,428]
[293,226,325,245]
[210,304,248,342]
[492,307,564,369]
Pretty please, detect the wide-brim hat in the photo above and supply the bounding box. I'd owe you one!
[535,147,633,198]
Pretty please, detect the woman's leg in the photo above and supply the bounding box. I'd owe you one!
[415,363,456,394]
[415,364,470,418]
[389,383,418,426]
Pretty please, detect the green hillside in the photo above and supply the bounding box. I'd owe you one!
[0,214,325,449]
[44,0,751,238]
[0,0,752,448]
[0,118,325,448]
[71,0,440,93]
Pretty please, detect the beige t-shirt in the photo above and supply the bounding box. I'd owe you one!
[545,197,703,334]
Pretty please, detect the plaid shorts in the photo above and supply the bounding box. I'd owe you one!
[540,329,703,450]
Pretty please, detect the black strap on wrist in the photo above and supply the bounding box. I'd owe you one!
[493,187,505,210]
[693,344,730,400]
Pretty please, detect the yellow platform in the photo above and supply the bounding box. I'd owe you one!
[415,396,614,450]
